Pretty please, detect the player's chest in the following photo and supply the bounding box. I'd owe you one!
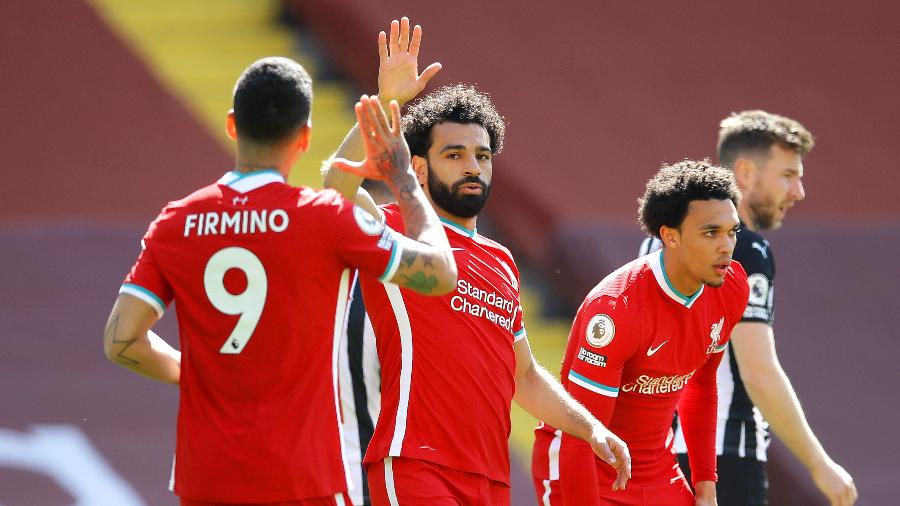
[445,241,519,332]
[623,306,728,385]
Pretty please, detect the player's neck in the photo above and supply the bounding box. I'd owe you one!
[737,202,758,232]
[661,248,703,298]
[434,207,477,234]
[234,143,293,180]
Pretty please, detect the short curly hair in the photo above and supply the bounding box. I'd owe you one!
[638,160,741,238]
[717,110,814,168]
[233,57,312,144]
[402,84,506,158]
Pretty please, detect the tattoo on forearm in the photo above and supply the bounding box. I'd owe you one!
[396,271,440,293]
[105,314,140,366]
[398,184,416,202]
[401,249,420,268]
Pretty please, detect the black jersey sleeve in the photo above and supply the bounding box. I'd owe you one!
[731,229,776,325]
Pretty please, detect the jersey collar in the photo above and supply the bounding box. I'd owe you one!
[648,249,704,308]
[217,169,286,194]
[440,216,476,238]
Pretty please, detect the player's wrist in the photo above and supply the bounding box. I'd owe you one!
[385,168,418,191]
[375,94,404,110]
[693,480,716,499]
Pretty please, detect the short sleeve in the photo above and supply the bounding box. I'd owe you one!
[121,230,173,318]
[564,296,638,423]
[734,234,774,324]
[326,197,404,283]
[512,280,528,343]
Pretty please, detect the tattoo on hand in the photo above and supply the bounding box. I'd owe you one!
[396,272,440,293]
[105,315,140,366]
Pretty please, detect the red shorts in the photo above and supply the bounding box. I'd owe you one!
[532,476,693,506]
[180,492,352,506]
[367,457,509,505]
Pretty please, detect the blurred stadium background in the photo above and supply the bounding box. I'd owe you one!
[2,0,898,504]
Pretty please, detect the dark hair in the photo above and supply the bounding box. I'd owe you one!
[717,110,814,168]
[638,159,741,238]
[402,84,506,158]
[232,57,312,144]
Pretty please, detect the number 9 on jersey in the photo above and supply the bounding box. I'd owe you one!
[204,247,268,354]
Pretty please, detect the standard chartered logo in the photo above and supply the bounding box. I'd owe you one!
[450,279,515,331]
[621,372,695,395]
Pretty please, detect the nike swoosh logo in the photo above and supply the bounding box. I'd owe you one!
[450,247,465,252]
[647,340,668,356]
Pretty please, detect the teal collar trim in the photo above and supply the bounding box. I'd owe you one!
[217,170,286,193]
[440,217,476,238]
[650,249,704,308]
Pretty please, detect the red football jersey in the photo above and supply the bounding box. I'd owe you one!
[533,249,749,498]
[121,170,404,502]
[360,204,526,485]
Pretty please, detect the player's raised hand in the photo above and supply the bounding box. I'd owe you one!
[331,96,411,183]
[377,16,442,107]
[588,425,631,491]
[811,459,858,506]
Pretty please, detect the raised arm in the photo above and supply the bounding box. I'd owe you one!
[332,96,456,295]
[324,16,441,202]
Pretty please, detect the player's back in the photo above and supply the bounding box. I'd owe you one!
[125,171,394,501]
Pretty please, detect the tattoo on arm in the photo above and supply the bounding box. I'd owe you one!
[398,183,416,202]
[396,271,440,294]
[401,248,420,268]
[105,314,140,366]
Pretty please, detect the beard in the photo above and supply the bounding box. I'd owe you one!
[747,191,782,230]
[426,165,492,218]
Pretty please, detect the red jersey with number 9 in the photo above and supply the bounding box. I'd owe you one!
[121,171,404,502]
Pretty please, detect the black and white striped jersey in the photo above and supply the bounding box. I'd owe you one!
[338,272,381,506]
[638,229,774,461]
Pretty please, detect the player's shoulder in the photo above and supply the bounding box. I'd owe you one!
[472,233,515,261]
[583,257,648,316]
[167,182,222,209]
[734,227,773,267]
[721,260,751,303]
[148,183,223,230]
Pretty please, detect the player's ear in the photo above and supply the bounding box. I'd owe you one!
[225,110,237,140]
[293,122,312,154]
[731,157,756,189]
[412,155,428,186]
[659,225,679,249]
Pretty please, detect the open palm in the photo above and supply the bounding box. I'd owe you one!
[378,17,442,106]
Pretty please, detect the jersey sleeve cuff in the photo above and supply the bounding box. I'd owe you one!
[691,471,717,484]
[567,370,619,398]
[119,283,166,317]
[513,328,527,342]
[378,234,404,283]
